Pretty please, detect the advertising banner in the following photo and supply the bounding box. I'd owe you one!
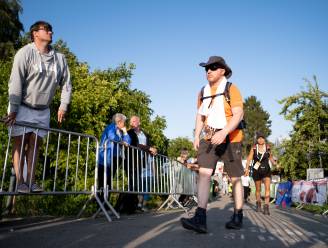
[292,179,328,206]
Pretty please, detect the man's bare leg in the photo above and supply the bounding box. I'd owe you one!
[26,133,42,185]
[231,177,243,209]
[180,167,212,233]
[225,176,244,229]
[197,167,213,208]
[12,135,29,185]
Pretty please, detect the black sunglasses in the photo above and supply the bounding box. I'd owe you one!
[37,25,53,33]
[205,64,223,72]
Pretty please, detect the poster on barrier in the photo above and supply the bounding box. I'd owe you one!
[292,179,328,206]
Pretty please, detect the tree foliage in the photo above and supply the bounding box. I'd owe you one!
[278,77,328,179]
[0,14,168,215]
[167,137,196,159]
[243,96,272,156]
[0,0,24,59]
[45,40,168,154]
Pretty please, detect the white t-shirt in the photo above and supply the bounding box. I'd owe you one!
[241,175,250,187]
[137,131,147,145]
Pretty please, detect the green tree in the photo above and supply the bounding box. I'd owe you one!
[0,0,24,59]
[278,77,328,179]
[243,96,272,156]
[0,38,169,215]
[49,40,168,151]
[167,137,195,159]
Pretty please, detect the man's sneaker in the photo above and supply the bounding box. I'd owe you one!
[225,209,243,230]
[181,207,207,233]
[17,183,29,193]
[31,183,43,193]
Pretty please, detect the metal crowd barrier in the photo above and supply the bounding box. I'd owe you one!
[93,139,198,219]
[0,122,198,222]
[0,120,102,218]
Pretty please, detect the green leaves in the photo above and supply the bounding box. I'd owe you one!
[278,77,328,179]
[167,137,195,159]
[243,96,272,156]
[0,36,168,215]
[0,0,24,59]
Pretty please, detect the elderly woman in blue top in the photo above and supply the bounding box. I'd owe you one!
[98,113,131,194]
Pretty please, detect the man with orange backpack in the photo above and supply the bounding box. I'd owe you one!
[181,56,245,233]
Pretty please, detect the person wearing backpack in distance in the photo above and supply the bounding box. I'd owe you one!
[180,56,245,233]
[244,132,276,215]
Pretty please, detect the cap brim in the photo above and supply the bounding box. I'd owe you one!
[225,68,232,78]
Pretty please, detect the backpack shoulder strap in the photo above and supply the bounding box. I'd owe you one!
[253,144,257,151]
[224,82,233,105]
[266,144,271,152]
[200,86,205,99]
[200,84,228,103]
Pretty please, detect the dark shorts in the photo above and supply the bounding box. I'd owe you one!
[197,139,244,177]
[252,167,271,181]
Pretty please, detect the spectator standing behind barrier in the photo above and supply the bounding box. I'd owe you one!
[4,21,72,193]
[241,174,250,202]
[127,116,157,212]
[177,148,193,205]
[222,173,229,195]
[211,173,219,199]
[181,56,245,233]
[245,132,276,215]
[98,113,131,201]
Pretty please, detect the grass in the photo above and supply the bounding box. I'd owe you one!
[292,202,328,215]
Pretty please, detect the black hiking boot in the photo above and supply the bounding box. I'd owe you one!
[263,204,270,215]
[180,207,207,233]
[256,201,262,212]
[225,209,243,230]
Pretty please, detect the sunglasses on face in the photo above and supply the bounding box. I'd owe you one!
[37,26,53,33]
[205,64,223,72]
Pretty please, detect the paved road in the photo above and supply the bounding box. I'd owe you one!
[0,195,327,248]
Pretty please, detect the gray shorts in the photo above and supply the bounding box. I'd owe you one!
[8,104,50,138]
[197,139,244,177]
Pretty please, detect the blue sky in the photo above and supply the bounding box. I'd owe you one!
[20,0,328,142]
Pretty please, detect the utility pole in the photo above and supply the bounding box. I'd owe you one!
[308,142,311,169]
[318,124,322,168]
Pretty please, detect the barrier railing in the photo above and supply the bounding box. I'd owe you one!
[0,122,197,222]
[0,120,113,219]
[92,139,198,219]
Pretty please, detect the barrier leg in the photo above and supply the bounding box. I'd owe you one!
[92,207,101,218]
[157,195,187,213]
[92,198,120,220]
[77,189,115,222]
[93,194,113,222]
[104,198,120,219]
[183,196,198,209]
[77,194,94,219]
[157,196,173,211]
[296,203,304,210]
